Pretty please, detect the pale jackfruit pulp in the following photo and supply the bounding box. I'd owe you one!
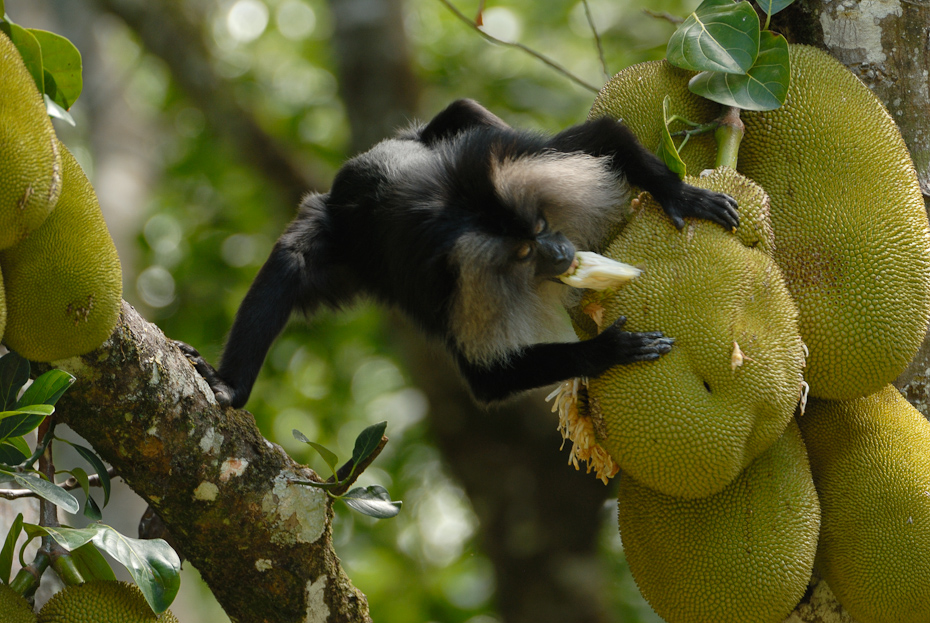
[590,45,930,401]
[0,31,62,250]
[583,169,805,499]
[0,142,122,361]
[37,581,177,623]
[798,385,930,623]
[618,420,820,623]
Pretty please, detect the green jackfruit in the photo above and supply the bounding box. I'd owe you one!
[37,582,178,623]
[0,582,36,623]
[0,142,122,361]
[590,45,930,401]
[798,386,930,623]
[618,420,820,623]
[0,31,62,250]
[0,266,6,344]
[582,169,804,498]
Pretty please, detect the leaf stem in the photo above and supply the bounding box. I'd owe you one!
[714,106,745,169]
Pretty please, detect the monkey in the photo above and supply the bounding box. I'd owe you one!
[177,99,738,407]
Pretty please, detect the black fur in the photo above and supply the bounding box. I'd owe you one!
[178,99,738,407]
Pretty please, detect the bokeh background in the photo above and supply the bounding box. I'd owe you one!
[4,1,695,620]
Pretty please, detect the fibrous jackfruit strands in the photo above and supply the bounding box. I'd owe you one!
[0,142,122,362]
[798,386,930,623]
[618,420,820,623]
[590,46,930,401]
[584,169,805,499]
[0,31,62,250]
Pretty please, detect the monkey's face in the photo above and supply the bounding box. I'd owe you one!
[514,217,576,279]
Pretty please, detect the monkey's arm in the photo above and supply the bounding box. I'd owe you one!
[456,318,673,404]
[178,246,304,407]
[550,118,739,231]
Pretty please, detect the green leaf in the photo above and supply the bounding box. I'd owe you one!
[0,22,42,92]
[307,442,339,475]
[667,0,760,75]
[45,95,75,125]
[351,421,387,466]
[0,352,29,410]
[757,0,795,16]
[71,542,117,582]
[688,31,790,111]
[27,29,82,109]
[27,523,181,613]
[89,525,181,613]
[0,409,52,442]
[0,513,23,584]
[0,438,30,465]
[342,485,402,519]
[657,96,687,179]
[0,469,79,514]
[69,443,111,506]
[69,467,102,520]
[17,369,75,409]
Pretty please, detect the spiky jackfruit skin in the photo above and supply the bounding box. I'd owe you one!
[0,142,122,361]
[37,582,177,623]
[0,582,37,623]
[738,46,930,400]
[0,32,62,250]
[798,386,930,623]
[583,171,804,498]
[590,46,930,401]
[589,60,720,176]
[617,420,820,623]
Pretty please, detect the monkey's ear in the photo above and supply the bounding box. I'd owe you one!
[420,99,511,146]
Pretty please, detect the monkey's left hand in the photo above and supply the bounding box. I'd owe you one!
[662,185,739,232]
[174,340,235,407]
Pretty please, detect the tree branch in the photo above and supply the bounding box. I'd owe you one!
[0,467,118,501]
[38,302,370,623]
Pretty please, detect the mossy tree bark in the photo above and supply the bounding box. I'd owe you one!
[39,303,370,623]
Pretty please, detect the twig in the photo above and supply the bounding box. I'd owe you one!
[327,436,389,497]
[436,0,600,94]
[581,0,610,82]
[643,9,684,24]
[0,467,118,501]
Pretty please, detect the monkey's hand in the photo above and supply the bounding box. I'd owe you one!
[596,316,674,367]
[174,340,235,407]
[661,184,739,232]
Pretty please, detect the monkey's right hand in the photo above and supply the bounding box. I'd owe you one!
[174,341,235,407]
[597,316,674,366]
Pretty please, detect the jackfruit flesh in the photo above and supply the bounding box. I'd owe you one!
[0,582,37,623]
[798,385,930,623]
[590,45,930,401]
[0,31,62,250]
[37,581,177,623]
[583,170,805,498]
[0,142,122,362]
[617,420,820,623]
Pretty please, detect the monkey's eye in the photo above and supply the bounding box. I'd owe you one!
[534,219,547,235]
[515,242,534,261]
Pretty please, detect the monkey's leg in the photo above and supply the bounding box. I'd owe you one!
[550,118,739,231]
[457,318,673,404]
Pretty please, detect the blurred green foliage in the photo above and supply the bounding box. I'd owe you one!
[59,0,691,620]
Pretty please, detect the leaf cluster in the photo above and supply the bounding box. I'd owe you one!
[667,0,793,111]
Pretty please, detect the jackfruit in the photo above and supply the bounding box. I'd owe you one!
[583,169,805,498]
[37,581,178,623]
[798,385,930,623]
[617,420,820,623]
[0,142,122,362]
[590,45,930,401]
[0,31,62,250]
[0,267,6,344]
[0,582,37,623]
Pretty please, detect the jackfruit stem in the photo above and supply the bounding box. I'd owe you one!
[715,106,745,169]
